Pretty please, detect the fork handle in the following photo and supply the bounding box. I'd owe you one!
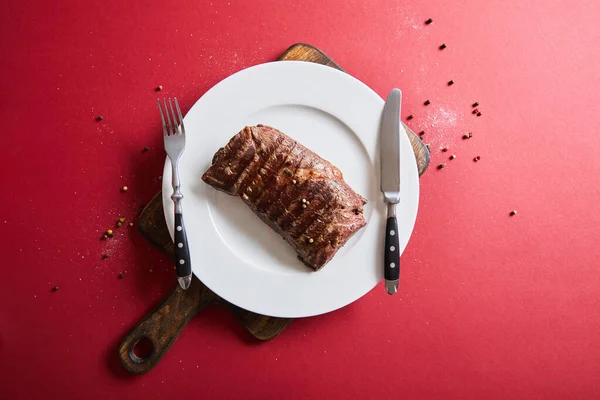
[174,213,192,289]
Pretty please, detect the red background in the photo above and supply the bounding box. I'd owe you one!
[1,0,599,399]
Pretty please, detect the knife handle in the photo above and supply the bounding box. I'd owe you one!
[384,208,400,283]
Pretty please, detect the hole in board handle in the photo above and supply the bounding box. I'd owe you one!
[130,337,154,363]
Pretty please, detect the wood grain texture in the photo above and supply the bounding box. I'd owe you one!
[118,43,429,374]
[118,277,215,374]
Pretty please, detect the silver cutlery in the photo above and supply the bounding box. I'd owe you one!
[158,98,192,290]
[380,89,403,295]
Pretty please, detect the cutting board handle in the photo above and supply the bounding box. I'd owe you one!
[117,278,215,374]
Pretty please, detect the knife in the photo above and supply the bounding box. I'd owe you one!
[380,88,402,295]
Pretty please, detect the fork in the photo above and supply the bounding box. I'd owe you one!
[158,98,192,290]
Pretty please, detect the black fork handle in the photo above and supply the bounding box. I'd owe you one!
[174,212,192,289]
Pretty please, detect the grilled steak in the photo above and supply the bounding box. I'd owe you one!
[201,125,367,270]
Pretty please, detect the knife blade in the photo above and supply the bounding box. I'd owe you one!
[380,88,402,295]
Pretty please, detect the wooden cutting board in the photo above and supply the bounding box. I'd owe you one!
[118,43,431,374]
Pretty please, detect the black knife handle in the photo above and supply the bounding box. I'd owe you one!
[174,213,191,279]
[384,216,400,281]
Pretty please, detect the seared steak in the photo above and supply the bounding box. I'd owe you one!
[201,125,367,270]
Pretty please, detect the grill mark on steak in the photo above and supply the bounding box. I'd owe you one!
[203,127,255,193]
[261,141,299,221]
[253,138,296,213]
[297,197,346,264]
[231,152,258,194]
[273,149,308,227]
[232,127,266,195]
[238,134,284,201]
[277,152,320,231]
[201,125,367,271]
[288,179,333,239]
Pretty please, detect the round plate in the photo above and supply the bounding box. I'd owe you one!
[163,61,419,318]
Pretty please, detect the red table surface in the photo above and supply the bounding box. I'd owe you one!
[1,0,600,399]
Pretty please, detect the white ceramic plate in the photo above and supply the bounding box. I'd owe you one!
[163,61,419,318]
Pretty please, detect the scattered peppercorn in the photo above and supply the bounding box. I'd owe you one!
[441,147,448,152]
[407,114,414,120]
[437,163,445,170]
[424,100,431,106]
[96,115,103,121]
[472,102,479,107]
[510,210,518,216]
[477,112,482,117]
[425,18,433,24]
[448,80,455,85]
[52,286,59,292]
[419,131,425,136]
[439,44,447,50]
[102,253,110,259]
[156,85,163,91]
[118,273,125,279]
[450,155,456,160]
[142,146,149,153]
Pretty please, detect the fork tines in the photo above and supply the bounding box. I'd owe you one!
[157,98,185,136]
